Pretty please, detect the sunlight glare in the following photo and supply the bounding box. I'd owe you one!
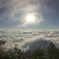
[26,14,36,24]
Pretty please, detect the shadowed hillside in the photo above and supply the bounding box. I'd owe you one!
[0,42,59,59]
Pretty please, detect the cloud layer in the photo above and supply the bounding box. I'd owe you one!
[0,30,59,52]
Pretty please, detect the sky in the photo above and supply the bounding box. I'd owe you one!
[0,0,59,30]
[0,0,59,52]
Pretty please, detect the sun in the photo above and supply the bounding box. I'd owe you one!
[26,14,36,24]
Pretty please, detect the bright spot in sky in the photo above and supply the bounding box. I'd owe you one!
[26,14,36,24]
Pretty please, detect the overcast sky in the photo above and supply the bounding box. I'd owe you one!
[0,0,59,30]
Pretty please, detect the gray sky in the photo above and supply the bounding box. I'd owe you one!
[0,0,59,30]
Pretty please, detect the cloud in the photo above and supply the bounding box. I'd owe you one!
[0,30,59,52]
[0,0,51,28]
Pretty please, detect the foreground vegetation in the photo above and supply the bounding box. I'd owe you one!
[0,42,59,59]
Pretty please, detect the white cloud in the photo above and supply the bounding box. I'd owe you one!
[0,0,51,27]
[0,30,59,52]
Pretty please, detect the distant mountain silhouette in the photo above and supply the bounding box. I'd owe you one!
[0,40,6,45]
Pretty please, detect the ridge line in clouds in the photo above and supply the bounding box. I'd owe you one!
[0,30,59,51]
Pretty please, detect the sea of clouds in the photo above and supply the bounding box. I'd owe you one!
[0,30,59,52]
